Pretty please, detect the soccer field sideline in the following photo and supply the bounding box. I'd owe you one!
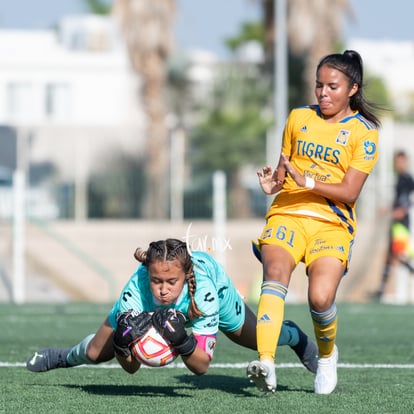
[2,361,414,369]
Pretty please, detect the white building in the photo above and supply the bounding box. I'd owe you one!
[0,15,146,218]
[0,15,144,127]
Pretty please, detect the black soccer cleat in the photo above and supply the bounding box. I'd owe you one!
[284,320,318,374]
[26,347,71,372]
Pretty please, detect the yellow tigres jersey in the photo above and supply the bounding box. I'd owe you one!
[267,105,379,235]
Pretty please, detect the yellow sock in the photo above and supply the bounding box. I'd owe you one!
[310,305,338,358]
[256,281,287,362]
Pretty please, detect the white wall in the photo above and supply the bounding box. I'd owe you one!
[0,26,143,127]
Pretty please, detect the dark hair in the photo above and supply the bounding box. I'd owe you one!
[394,150,407,158]
[134,239,203,319]
[317,50,381,128]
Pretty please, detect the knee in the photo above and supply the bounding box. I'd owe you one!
[309,298,333,313]
[308,289,337,313]
[263,262,287,281]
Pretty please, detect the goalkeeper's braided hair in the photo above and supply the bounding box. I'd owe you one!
[134,239,203,320]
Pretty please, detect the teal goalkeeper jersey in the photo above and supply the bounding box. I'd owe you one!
[108,251,244,335]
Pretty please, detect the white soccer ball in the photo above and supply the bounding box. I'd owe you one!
[131,325,178,367]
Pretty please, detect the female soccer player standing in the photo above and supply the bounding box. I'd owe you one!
[247,50,381,394]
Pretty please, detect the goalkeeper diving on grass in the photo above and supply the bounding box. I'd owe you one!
[26,238,317,376]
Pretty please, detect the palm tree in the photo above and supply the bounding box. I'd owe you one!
[289,0,352,102]
[261,0,352,103]
[112,0,175,219]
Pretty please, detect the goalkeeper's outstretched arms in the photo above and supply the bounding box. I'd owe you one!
[152,308,213,375]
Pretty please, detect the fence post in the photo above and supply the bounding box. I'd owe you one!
[213,170,226,268]
[12,169,25,304]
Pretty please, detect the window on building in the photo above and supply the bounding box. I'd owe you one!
[7,82,33,122]
[45,83,71,121]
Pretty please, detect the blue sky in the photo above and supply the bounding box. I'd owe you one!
[0,0,413,58]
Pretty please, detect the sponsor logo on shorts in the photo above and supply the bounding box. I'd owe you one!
[262,228,273,240]
[310,244,345,255]
[207,337,216,352]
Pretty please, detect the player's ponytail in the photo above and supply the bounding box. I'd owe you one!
[317,49,382,128]
[134,239,203,320]
[134,247,147,263]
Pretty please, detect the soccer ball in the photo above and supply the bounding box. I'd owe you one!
[131,325,178,367]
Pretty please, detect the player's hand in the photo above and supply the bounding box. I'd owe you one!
[281,154,306,187]
[152,308,187,344]
[113,310,153,357]
[393,206,408,220]
[257,165,284,194]
[152,308,197,356]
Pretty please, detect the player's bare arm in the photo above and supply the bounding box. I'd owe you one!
[281,154,369,204]
[181,346,212,375]
[115,352,141,374]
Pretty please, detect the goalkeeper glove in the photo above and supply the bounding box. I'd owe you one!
[152,308,197,356]
[113,310,153,357]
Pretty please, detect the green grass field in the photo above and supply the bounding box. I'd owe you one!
[1,302,413,414]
